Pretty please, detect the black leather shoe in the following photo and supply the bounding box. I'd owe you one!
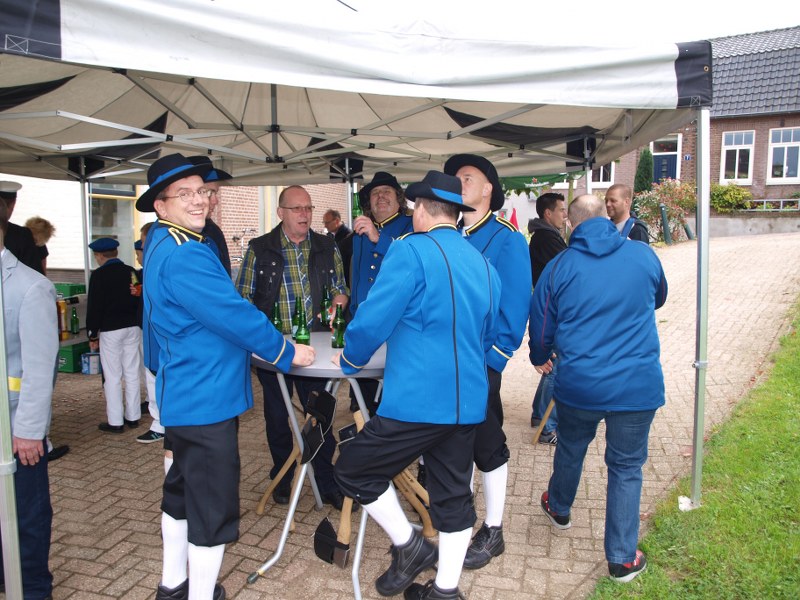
[273,478,291,505]
[213,583,226,600]
[124,419,140,429]
[155,579,188,600]
[98,422,124,433]
[404,579,464,599]
[47,445,70,461]
[463,522,505,569]
[320,489,359,512]
[375,530,438,596]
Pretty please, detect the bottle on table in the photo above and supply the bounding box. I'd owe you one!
[70,306,80,335]
[271,302,283,333]
[331,303,346,349]
[319,284,331,327]
[291,296,301,340]
[295,304,310,346]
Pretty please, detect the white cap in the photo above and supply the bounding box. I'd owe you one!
[0,181,22,194]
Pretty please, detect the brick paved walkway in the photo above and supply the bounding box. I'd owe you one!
[9,232,800,600]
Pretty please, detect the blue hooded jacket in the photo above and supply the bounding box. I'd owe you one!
[529,217,668,412]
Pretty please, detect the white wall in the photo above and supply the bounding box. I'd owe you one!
[0,174,85,269]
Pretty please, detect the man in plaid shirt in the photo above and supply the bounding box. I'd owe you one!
[236,185,349,509]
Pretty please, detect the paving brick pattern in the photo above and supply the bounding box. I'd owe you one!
[11,232,800,600]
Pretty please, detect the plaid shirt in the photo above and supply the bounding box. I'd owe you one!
[236,229,347,333]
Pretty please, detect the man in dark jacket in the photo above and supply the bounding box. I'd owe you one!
[86,237,142,433]
[0,181,45,273]
[529,194,667,584]
[235,185,350,509]
[605,183,649,243]
[528,192,568,443]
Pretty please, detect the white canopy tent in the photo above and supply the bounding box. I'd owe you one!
[0,1,713,597]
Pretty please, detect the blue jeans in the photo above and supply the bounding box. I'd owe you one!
[531,356,558,434]
[547,403,656,564]
[0,445,53,599]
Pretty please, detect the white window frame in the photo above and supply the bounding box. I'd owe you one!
[766,127,800,185]
[720,130,755,185]
[650,134,683,182]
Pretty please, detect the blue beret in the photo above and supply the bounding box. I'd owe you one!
[133,240,143,251]
[88,237,119,252]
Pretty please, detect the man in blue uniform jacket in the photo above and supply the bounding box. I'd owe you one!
[529,194,667,584]
[334,171,500,600]
[444,154,532,569]
[136,154,315,600]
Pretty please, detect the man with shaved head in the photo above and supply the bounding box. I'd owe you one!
[529,193,667,584]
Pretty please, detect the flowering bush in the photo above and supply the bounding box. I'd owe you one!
[633,179,697,243]
[710,183,753,213]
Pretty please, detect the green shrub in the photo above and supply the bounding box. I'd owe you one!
[634,148,654,194]
[710,183,753,213]
[633,178,696,243]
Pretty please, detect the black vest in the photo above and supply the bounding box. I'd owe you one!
[248,225,339,332]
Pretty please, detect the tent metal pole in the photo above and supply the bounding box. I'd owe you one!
[0,247,25,599]
[682,107,710,510]
[80,159,92,288]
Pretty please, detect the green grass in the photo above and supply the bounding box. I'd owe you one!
[589,307,800,600]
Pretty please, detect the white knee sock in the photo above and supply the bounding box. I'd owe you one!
[482,463,508,528]
[161,512,188,588]
[363,486,413,546]
[435,528,471,590]
[469,463,475,494]
[188,543,225,600]
[164,454,173,475]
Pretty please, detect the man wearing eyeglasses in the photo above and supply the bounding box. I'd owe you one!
[235,185,350,510]
[136,154,315,600]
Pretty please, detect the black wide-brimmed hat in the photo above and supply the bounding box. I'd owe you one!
[358,171,403,208]
[405,171,475,212]
[188,155,233,182]
[443,154,505,212]
[136,153,212,212]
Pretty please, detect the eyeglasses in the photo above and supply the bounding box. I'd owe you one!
[323,218,337,226]
[162,189,214,203]
[281,205,315,214]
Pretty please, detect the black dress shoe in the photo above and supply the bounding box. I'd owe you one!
[124,419,140,429]
[404,579,463,599]
[273,478,292,505]
[47,445,70,461]
[320,489,345,510]
[98,422,124,433]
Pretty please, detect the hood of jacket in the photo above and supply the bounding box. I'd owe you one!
[529,217,560,235]
[568,217,625,257]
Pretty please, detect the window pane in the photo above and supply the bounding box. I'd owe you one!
[787,146,799,178]
[772,147,785,177]
[782,129,792,143]
[734,132,744,145]
[654,139,678,153]
[772,130,781,143]
[793,128,800,142]
[724,132,734,146]
[737,149,750,179]
[724,149,737,179]
[744,131,753,145]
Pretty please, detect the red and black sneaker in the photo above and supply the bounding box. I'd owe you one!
[608,549,647,583]
[540,491,571,529]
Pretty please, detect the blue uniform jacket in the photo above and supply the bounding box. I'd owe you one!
[462,212,531,373]
[529,217,668,412]
[143,220,294,427]
[349,211,413,316]
[341,225,501,425]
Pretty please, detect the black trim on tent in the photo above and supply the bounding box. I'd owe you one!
[0,76,74,111]
[445,107,597,167]
[0,0,62,59]
[675,41,713,108]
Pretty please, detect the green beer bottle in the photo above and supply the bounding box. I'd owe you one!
[352,192,363,218]
[331,303,346,349]
[271,302,283,333]
[291,296,301,340]
[295,304,311,346]
[70,306,80,335]
[319,284,331,327]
